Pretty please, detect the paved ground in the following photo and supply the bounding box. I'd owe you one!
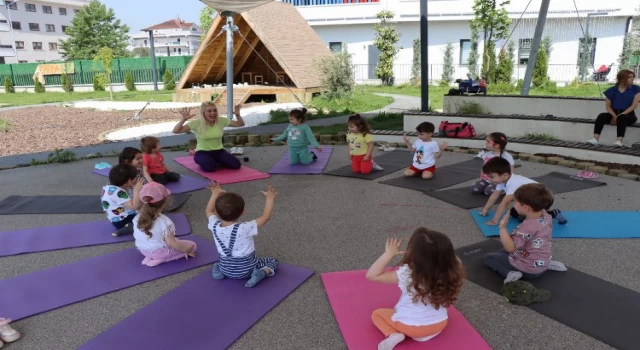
[1,145,637,350]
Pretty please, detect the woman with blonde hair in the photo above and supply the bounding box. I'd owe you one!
[173,102,246,172]
[587,69,640,147]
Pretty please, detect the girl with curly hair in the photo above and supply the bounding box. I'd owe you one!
[366,228,465,350]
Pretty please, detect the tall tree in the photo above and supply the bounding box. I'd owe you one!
[495,41,515,83]
[471,0,511,82]
[199,6,217,42]
[373,10,401,86]
[410,39,421,85]
[441,42,454,85]
[467,26,480,78]
[619,6,640,70]
[59,0,129,60]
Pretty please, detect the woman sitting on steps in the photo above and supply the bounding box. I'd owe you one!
[586,69,640,147]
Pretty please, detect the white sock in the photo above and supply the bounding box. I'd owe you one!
[378,333,405,350]
[548,260,568,271]
[504,271,523,284]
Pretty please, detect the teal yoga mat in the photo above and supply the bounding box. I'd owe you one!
[470,210,640,238]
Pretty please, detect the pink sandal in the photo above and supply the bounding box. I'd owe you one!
[577,170,599,179]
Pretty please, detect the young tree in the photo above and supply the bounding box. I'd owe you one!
[578,35,594,79]
[4,76,14,93]
[34,78,45,93]
[467,26,480,78]
[93,75,105,91]
[61,74,74,92]
[59,0,130,60]
[441,42,454,85]
[495,41,515,83]
[373,10,401,86]
[533,47,548,87]
[199,6,217,42]
[316,44,355,99]
[93,47,114,100]
[619,6,640,70]
[541,35,553,59]
[132,47,150,58]
[164,70,176,91]
[125,71,136,91]
[410,39,421,85]
[471,0,511,82]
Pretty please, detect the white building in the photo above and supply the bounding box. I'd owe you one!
[280,0,638,83]
[130,18,201,57]
[0,0,88,64]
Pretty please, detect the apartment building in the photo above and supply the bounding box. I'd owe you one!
[0,0,89,64]
[130,18,201,57]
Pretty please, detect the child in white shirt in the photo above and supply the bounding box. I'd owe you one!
[133,182,196,267]
[101,164,144,237]
[206,182,279,288]
[472,132,515,195]
[401,122,448,180]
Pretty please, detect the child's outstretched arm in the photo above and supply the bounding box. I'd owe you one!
[303,125,321,151]
[481,190,503,217]
[271,126,290,143]
[256,186,277,228]
[402,134,415,152]
[366,237,403,284]
[487,194,514,226]
[205,182,224,218]
[434,142,448,159]
[498,214,517,252]
[164,225,197,257]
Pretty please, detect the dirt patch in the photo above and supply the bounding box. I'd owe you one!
[0,103,266,157]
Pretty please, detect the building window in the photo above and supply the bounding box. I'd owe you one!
[577,37,597,65]
[49,42,58,50]
[59,7,67,15]
[25,3,36,12]
[62,25,69,33]
[518,38,532,65]
[29,23,40,31]
[329,42,342,53]
[15,41,24,49]
[33,42,43,50]
[74,9,79,13]
[42,5,52,14]
[8,1,17,10]
[178,48,182,54]
[36,60,45,63]
[46,24,55,32]
[18,60,27,63]
[144,39,147,46]
[459,39,471,64]
[11,22,21,30]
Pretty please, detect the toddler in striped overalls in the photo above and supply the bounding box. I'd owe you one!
[206,182,279,288]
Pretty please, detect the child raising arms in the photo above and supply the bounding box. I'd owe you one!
[133,183,197,267]
[471,132,515,195]
[206,182,279,288]
[271,108,322,165]
[366,228,465,350]
[402,122,448,180]
[140,136,181,185]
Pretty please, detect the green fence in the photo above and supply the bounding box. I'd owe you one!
[0,56,192,87]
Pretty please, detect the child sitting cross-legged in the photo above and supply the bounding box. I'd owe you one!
[141,136,181,185]
[366,228,465,350]
[484,183,568,284]
[402,122,448,180]
[206,182,279,288]
[101,164,144,237]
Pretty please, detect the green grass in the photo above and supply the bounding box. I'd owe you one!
[310,112,403,135]
[360,85,449,111]
[261,91,393,125]
[523,133,557,141]
[0,90,174,107]
[0,119,10,132]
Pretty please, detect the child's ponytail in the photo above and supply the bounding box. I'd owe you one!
[289,108,308,123]
[137,197,167,238]
[488,132,508,157]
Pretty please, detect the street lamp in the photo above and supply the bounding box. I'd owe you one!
[580,12,608,82]
[5,0,21,62]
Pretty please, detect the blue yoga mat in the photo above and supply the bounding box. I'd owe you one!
[470,210,640,238]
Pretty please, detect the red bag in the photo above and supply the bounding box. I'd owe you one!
[438,121,476,138]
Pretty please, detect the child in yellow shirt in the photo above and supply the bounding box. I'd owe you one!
[347,114,376,174]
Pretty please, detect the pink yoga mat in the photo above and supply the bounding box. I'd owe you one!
[173,156,270,184]
[321,269,491,350]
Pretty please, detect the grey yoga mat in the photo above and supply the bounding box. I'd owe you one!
[324,150,412,180]
[456,239,640,350]
[0,193,190,215]
[424,171,606,209]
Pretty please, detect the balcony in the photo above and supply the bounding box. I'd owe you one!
[0,19,10,32]
[280,0,379,5]
[0,45,15,57]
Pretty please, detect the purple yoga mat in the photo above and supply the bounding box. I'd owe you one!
[93,167,209,194]
[0,235,218,321]
[268,147,333,174]
[0,213,190,257]
[80,264,313,350]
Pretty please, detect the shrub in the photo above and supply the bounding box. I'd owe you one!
[61,73,73,92]
[4,76,14,93]
[163,70,175,90]
[532,48,549,87]
[34,78,45,93]
[456,101,489,115]
[93,74,105,91]
[490,82,517,94]
[316,44,355,99]
[125,71,136,91]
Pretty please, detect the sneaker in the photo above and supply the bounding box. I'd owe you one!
[372,161,384,171]
[311,152,318,160]
[112,224,133,237]
[586,138,598,146]
[381,145,396,152]
[613,141,624,147]
[230,147,238,155]
[211,263,226,280]
[245,268,267,288]
[0,318,21,343]
[552,209,568,225]
[235,147,244,155]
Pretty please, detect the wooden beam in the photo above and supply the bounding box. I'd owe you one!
[177,14,223,89]
[199,34,227,83]
[233,35,261,79]
[213,21,252,82]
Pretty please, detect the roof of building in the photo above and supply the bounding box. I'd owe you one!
[143,18,196,31]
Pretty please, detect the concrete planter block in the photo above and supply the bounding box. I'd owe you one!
[518,153,532,160]
[247,134,261,145]
[589,165,608,174]
[223,143,234,148]
[575,162,596,169]
[319,134,334,143]
[608,169,628,176]
[619,173,639,181]
[545,157,564,165]
[397,143,408,148]
[313,133,320,140]
[557,159,577,168]
[467,149,478,155]
[529,156,546,163]
[454,148,468,153]
[236,135,248,145]
[259,134,271,144]
[336,132,347,142]
[222,135,236,144]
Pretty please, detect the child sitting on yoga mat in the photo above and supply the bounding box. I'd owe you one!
[118,147,147,184]
[206,182,279,288]
[0,317,21,347]
[133,182,196,267]
[140,136,181,185]
[102,164,144,237]
[271,108,322,165]
[402,122,448,180]
[471,132,514,196]
[480,157,567,226]
[366,229,465,350]
[346,114,384,174]
[484,183,568,284]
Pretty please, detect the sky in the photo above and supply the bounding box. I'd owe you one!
[103,0,208,34]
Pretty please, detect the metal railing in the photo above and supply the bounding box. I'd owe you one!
[9,67,185,87]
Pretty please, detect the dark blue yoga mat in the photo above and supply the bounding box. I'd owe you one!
[80,264,314,350]
[0,213,191,257]
[0,235,217,321]
[470,210,640,238]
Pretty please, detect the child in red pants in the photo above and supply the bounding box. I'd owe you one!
[347,114,375,174]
